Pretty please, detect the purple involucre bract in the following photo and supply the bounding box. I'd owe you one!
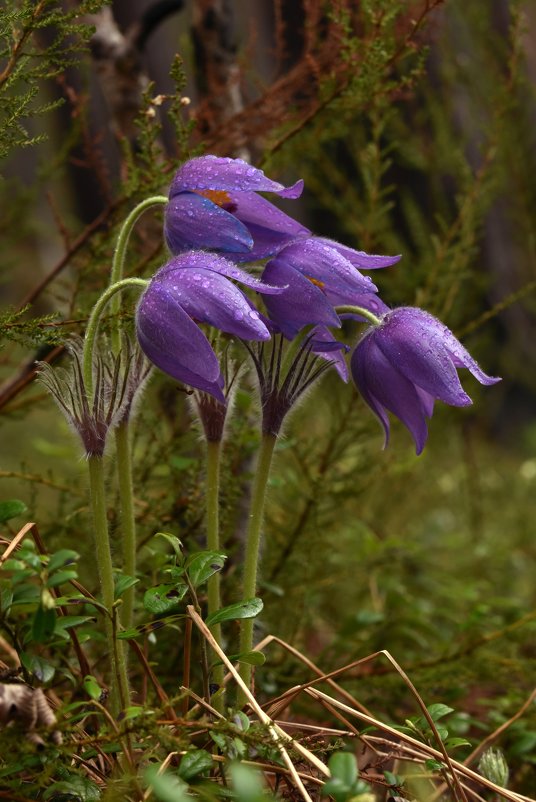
[135,251,284,402]
[164,155,310,260]
[351,307,501,454]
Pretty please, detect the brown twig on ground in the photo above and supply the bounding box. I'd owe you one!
[305,685,527,802]
[187,605,330,802]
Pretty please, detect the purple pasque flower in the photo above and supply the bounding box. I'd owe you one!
[261,237,400,338]
[136,251,284,402]
[165,155,310,260]
[351,307,501,455]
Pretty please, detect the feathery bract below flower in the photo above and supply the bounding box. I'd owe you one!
[135,251,284,402]
[37,337,131,457]
[165,155,309,259]
[351,307,501,455]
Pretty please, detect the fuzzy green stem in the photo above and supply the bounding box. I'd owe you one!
[83,277,148,399]
[106,199,166,645]
[87,456,130,714]
[115,422,137,631]
[109,195,167,354]
[205,439,224,709]
[334,305,382,326]
[238,433,277,700]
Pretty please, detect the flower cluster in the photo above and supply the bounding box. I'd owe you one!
[136,155,500,453]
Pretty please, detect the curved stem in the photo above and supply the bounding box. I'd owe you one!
[238,433,277,701]
[109,195,167,354]
[334,305,382,326]
[115,422,137,631]
[87,456,130,714]
[83,277,148,399]
[205,439,224,709]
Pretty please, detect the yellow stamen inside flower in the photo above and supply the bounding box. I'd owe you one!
[307,276,326,290]
[195,189,233,207]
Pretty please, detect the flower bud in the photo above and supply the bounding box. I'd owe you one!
[478,747,509,787]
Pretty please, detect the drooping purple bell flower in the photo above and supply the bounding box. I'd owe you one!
[135,251,284,402]
[164,155,310,260]
[260,237,399,338]
[351,307,501,455]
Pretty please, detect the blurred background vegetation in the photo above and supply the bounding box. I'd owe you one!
[1,0,536,795]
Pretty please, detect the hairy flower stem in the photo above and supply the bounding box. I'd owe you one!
[87,456,129,715]
[82,278,147,674]
[109,195,167,354]
[205,440,224,709]
[108,203,165,639]
[238,433,277,702]
[83,278,148,398]
[334,305,382,326]
[115,422,136,631]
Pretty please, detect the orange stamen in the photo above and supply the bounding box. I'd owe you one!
[307,276,326,290]
[195,189,233,207]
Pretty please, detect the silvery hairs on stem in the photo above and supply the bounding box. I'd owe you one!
[37,336,150,457]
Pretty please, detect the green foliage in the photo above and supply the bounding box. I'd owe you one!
[322,752,370,801]
[0,306,63,349]
[0,497,27,521]
[0,1,105,161]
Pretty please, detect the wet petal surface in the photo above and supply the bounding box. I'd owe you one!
[318,238,401,269]
[165,268,271,341]
[262,259,341,338]
[352,333,429,454]
[136,281,221,383]
[170,155,304,197]
[164,193,253,254]
[276,239,377,297]
[375,310,473,407]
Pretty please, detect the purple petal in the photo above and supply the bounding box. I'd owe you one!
[261,259,341,338]
[352,333,429,454]
[310,326,349,382]
[351,336,392,449]
[161,267,271,341]
[316,238,401,269]
[158,251,286,295]
[275,239,377,297]
[229,192,311,261]
[375,310,473,407]
[170,155,304,198]
[415,386,435,418]
[168,363,226,402]
[136,282,223,394]
[164,193,253,254]
[398,308,501,386]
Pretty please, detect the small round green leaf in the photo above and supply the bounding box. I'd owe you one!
[185,551,226,588]
[206,598,263,627]
[328,752,358,786]
[143,583,188,615]
[0,499,28,523]
[177,749,214,780]
[83,674,103,700]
